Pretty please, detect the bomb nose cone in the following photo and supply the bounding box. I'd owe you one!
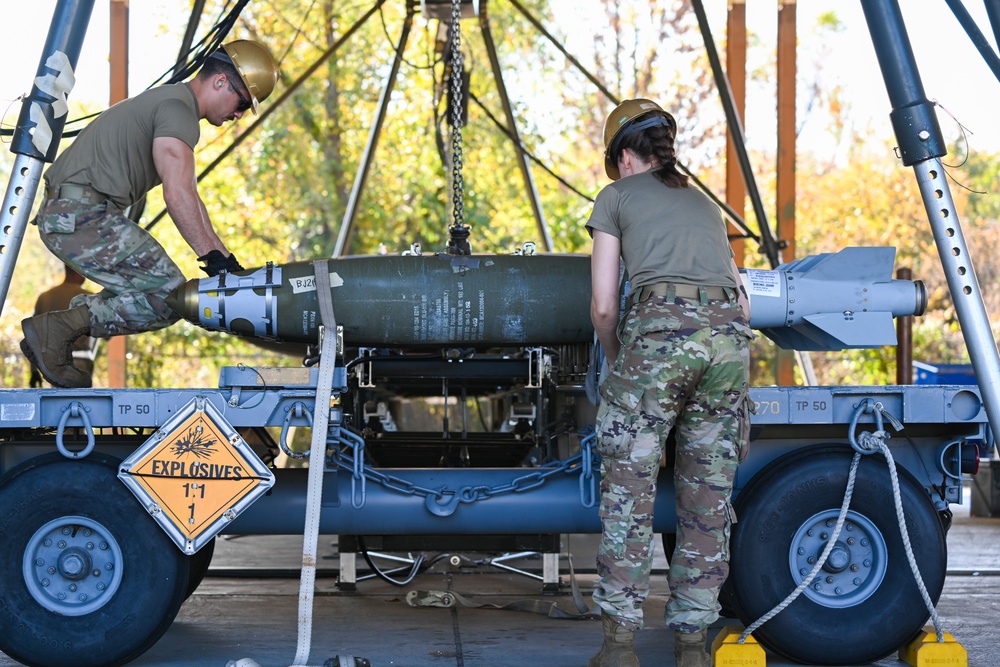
[165,278,200,320]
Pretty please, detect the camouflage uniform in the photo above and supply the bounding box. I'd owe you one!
[592,292,752,633]
[35,196,185,337]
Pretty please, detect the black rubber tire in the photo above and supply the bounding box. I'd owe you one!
[728,445,947,665]
[0,453,190,667]
[185,536,216,599]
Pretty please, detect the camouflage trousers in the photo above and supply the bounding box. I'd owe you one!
[36,196,185,337]
[592,296,752,633]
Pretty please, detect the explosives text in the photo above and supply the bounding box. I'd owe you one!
[149,459,245,479]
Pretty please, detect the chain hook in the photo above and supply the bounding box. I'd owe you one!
[425,488,462,516]
[279,401,313,459]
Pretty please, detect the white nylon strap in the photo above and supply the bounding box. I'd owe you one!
[290,259,338,667]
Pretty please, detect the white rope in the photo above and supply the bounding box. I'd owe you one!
[875,439,944,642]
[739,451,861,642]
[740,402,947,645]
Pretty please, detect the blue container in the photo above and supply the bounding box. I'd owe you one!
[912,361,978,385]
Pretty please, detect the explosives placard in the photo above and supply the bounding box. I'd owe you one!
[118,397,275,554]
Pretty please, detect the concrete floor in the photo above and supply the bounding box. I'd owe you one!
[3,500,999,667]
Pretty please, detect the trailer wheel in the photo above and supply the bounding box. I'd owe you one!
[185,536,216,599]
[728,445,946,665]
[0,452,190,667]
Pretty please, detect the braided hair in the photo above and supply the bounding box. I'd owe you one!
[613,113,688,189]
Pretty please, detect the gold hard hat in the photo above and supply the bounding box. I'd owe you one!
[603,98,675,180]
[220,40,279,115]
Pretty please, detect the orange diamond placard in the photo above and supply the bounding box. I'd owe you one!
[119,397,274,554]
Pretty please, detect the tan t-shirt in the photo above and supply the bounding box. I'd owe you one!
[45,83,201,209]
[586,171,737,290]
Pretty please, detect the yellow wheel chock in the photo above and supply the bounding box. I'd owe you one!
[898,626,967,667]
[711,626,766,666]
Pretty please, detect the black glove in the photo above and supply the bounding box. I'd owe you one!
[198,250,244,277]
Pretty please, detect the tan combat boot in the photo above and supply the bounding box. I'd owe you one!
[587,613,640,667]
[675,628,711,667]
[20,305,93,388]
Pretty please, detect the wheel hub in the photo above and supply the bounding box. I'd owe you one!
[23,516,124,616]
[823,543,851,573]
[57,546,92,580]
[789,510,888,608]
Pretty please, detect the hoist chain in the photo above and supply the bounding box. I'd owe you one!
[449,0,465,231]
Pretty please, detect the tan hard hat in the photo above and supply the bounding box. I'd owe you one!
[603,99,675,180]
[220,40,279,115]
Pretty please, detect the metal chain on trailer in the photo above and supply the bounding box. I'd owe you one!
[330,429,600,516]
[738,399,946,645]
[275,393,602,514]
[449,0,465,230]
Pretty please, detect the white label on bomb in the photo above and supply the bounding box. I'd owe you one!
[744,269,781,297]
[289,272,345,294]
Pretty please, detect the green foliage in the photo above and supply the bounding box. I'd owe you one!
[815,11,846,32]
[956,148,1000,222]
[4,1,1000,392]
